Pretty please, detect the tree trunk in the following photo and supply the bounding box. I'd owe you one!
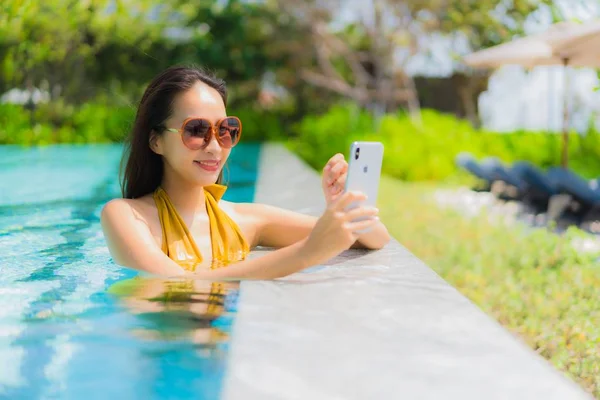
[452,72,489,128]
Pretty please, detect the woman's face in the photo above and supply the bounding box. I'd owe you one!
[152,81,231,186]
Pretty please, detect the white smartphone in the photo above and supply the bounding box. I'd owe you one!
[343,141,384,217]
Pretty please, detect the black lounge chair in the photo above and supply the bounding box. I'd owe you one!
[481,157,527,190]
[479,157,529,200]
[457,154,535,202]
[510,161,561,212]
[541,168,600,228]
[455,152,498,191]
[547,168,600,209]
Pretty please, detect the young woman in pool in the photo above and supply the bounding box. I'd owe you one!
[100,66,391,280]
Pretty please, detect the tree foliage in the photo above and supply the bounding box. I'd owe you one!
[0,0,178,103]
[0,0,561,115]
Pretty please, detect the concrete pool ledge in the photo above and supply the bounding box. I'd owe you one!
[223,143,591,400]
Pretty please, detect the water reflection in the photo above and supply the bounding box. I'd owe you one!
[109,273,239,358]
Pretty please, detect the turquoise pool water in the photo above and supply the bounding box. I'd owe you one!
[0,143,261,399]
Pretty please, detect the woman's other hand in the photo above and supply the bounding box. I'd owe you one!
[322,153,348,206]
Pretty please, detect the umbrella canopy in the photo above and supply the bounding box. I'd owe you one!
[464,21,600,68]
[464,20,600,167]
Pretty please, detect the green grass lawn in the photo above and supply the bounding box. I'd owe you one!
[378,176,600,397]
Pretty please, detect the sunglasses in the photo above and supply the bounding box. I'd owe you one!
[163,116,242,150]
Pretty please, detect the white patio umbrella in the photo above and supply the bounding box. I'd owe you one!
[464,20,600,167]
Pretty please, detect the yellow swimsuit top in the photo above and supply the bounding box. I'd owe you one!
[152,184,250,271]
[108,184,244,343]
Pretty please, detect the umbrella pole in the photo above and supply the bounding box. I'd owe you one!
[561,58,570,168]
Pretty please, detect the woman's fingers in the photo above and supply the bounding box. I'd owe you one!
[327,161,348,185]
[335,172,346,189]
[322,154,348,204]
[330,160,346,174]
[329,184,343,195]
[345,217,380,234]
[324,153,344,171]
[345,206,378,222]
[334,190,367,211]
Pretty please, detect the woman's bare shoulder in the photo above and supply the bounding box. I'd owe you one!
[99,195,178,273]
[101,194,157,226]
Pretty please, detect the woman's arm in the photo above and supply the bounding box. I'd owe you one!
[350,222,390,249]
[234,202,390,250]
[195,238,312,280]
[101,192,380,280]
[101,199,316,279]
[235,202,316,248]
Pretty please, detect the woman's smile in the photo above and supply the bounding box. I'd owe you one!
[194,159,221,172]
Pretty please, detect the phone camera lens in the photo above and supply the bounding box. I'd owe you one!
[355,147,360,160]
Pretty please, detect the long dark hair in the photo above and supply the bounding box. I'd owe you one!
[120,65,228,199]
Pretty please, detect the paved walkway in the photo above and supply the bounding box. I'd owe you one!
[223,144,591,400]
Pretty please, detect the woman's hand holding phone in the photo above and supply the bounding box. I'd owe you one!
[321,153,348,206]
[301,191,380,265]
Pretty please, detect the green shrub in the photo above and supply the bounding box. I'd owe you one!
[287,103,374,170]
[0,103,31,144]
[0,101,287,145]
[230,106,288,142]
[4,100,600,181]
[70,102,134,143]
[287,105,600,180]
[0,101,135,145]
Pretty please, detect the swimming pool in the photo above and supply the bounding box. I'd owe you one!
[0,143,261,399]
